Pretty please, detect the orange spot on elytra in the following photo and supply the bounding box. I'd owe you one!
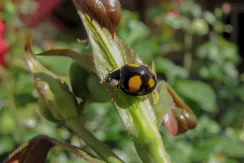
[128,76,142,92]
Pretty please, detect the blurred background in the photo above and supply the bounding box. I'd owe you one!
[1,0,244,162]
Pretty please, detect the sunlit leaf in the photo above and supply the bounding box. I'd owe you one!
[38,49,96,74]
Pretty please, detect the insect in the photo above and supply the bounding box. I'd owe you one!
[105,64,157,96]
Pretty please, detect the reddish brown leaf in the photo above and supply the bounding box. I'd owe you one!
[4,135,105,163]
[4,135,55,163]
[72,0,121,37]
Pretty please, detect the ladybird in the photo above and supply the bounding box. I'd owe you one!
[106,64,157,96]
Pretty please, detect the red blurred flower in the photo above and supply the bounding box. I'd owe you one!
[0,19,8,67]
[27,0,63,28]
[177,0,183,6]
[0,39,8,67]
[168,10,180,16]
[0,19,6,38]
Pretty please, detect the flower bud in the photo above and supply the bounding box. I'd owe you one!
[38,101,60,123]
[162,83,197,136]
[69,61,90,98]
[87,75,110,102]
[25,36,80,121]
[164,107,197,136]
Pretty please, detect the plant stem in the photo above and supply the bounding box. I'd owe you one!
[66,119,124,163]
[4,71,24,142]
[129,102,171,163]
[183,33,193,75]
[49,137,105,163]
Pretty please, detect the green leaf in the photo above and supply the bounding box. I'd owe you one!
[118,19,150,45]
[174,80,217,113]
[155,57,188,82]
[133,40,159,63]
[38,49,96,74]
[0,136,15,154]
[191,137,220,161]
[221,138,244,158]
[37,56,73,76]
[0,112,17,135]
[15,73,35,94]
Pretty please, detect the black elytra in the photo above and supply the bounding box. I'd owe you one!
[106,64,157,96]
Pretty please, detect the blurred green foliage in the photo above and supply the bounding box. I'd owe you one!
[1,0,244,162]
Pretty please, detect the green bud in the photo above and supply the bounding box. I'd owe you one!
[69,61,90,98]
[87,75,110,102]
[69,61,110,102]
[25,36,79,121]
[38,101,60,123]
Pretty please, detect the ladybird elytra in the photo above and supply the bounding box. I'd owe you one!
[106,64,157,96]
[128,75,142,92]
[148,78,155,88]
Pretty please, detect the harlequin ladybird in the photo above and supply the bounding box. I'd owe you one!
[106,64,157,96]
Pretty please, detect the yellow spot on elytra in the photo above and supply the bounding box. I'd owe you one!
[128,76,142,92]
[148,78,155,88]
[128,64,140,68]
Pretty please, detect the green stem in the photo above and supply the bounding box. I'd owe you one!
[130,103,171,163]
[4,71,24,142]
[66,119,124,163]
[183,33,193,75]
[50,137,105,163]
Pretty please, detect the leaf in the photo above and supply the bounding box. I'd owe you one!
[38,49,96,74]
[191,137,220,161]
[118,19,150,45]
[0,136,15,154]
[37,56,73,76]
[174,80,218,113]
[0,112,17,135]
[4,135,105,163]
[133,40,159,63]
[221,138,244,158]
